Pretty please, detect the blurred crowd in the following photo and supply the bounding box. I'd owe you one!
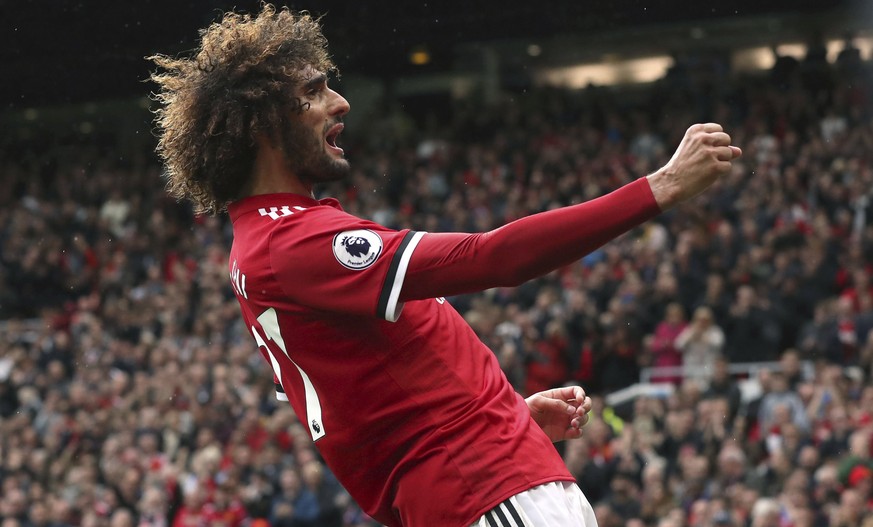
[2,39,873,527]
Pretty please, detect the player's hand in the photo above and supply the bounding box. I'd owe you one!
[526,385,592,442]
[646,123,742,210]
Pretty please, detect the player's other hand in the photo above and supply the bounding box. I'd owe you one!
[526,385,592,443]
[646,123,742,210]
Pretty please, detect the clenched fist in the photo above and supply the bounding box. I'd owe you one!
[646,123,742,210]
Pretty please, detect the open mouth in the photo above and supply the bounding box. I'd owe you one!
[325,123,344,155]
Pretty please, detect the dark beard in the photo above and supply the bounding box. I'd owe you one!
[282,119,350,185]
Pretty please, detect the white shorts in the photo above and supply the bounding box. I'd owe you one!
[470,481,598,527]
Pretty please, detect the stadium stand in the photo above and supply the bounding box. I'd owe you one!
[2,32,873,527]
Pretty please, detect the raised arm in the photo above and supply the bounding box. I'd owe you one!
[400,123,741,302]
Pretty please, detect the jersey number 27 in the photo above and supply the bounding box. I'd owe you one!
[251,307,326,441]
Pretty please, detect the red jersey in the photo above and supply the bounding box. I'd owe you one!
[228,194,573,526]
[227,178,661,526]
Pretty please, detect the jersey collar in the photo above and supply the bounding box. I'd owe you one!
[228,193,343,223]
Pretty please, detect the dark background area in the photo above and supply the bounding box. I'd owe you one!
[2,0,869,108]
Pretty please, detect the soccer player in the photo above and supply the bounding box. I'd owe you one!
[149,6,742,526]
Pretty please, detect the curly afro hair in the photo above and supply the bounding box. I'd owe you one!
[148,4,336,214]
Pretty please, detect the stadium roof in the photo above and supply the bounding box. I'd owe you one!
[2,0,869,108]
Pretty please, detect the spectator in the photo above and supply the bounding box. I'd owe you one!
[724,285,781,363]
[604,470,642,523]
[525,319,571,394]
[270,468,318,527]
[300,460,347,527]
[675,306,725,381]
[137,485,169,527]
[702,355,742,424]
[757,370,811,437]
[638,460,675,524]
[831,488,867,527]
[564,437,610,506]
[648,302,688,384]
[749,497,781,527]
[777,348,806,389]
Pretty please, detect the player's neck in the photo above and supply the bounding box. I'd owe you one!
[246,137,313,198]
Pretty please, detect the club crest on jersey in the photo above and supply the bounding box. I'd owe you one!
[332,229,383,270]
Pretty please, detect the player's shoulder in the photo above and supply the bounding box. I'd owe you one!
[231,194,342,223]
[266,201,372,240]
[232,195,389,255]
[254,203,391,267]
[251,200,334,223]
[236,198,348,234]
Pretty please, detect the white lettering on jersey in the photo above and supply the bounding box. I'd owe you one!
[230,260,248,299]
[258,205,307,220]
[253,308,326,441]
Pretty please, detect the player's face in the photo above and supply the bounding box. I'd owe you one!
[283,67,351,185]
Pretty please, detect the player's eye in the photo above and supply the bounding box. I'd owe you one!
[307,83,326,97]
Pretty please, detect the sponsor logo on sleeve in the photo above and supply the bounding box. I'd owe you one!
[332,230,383,270]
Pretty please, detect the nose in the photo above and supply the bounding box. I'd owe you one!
[329,88,350,117]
